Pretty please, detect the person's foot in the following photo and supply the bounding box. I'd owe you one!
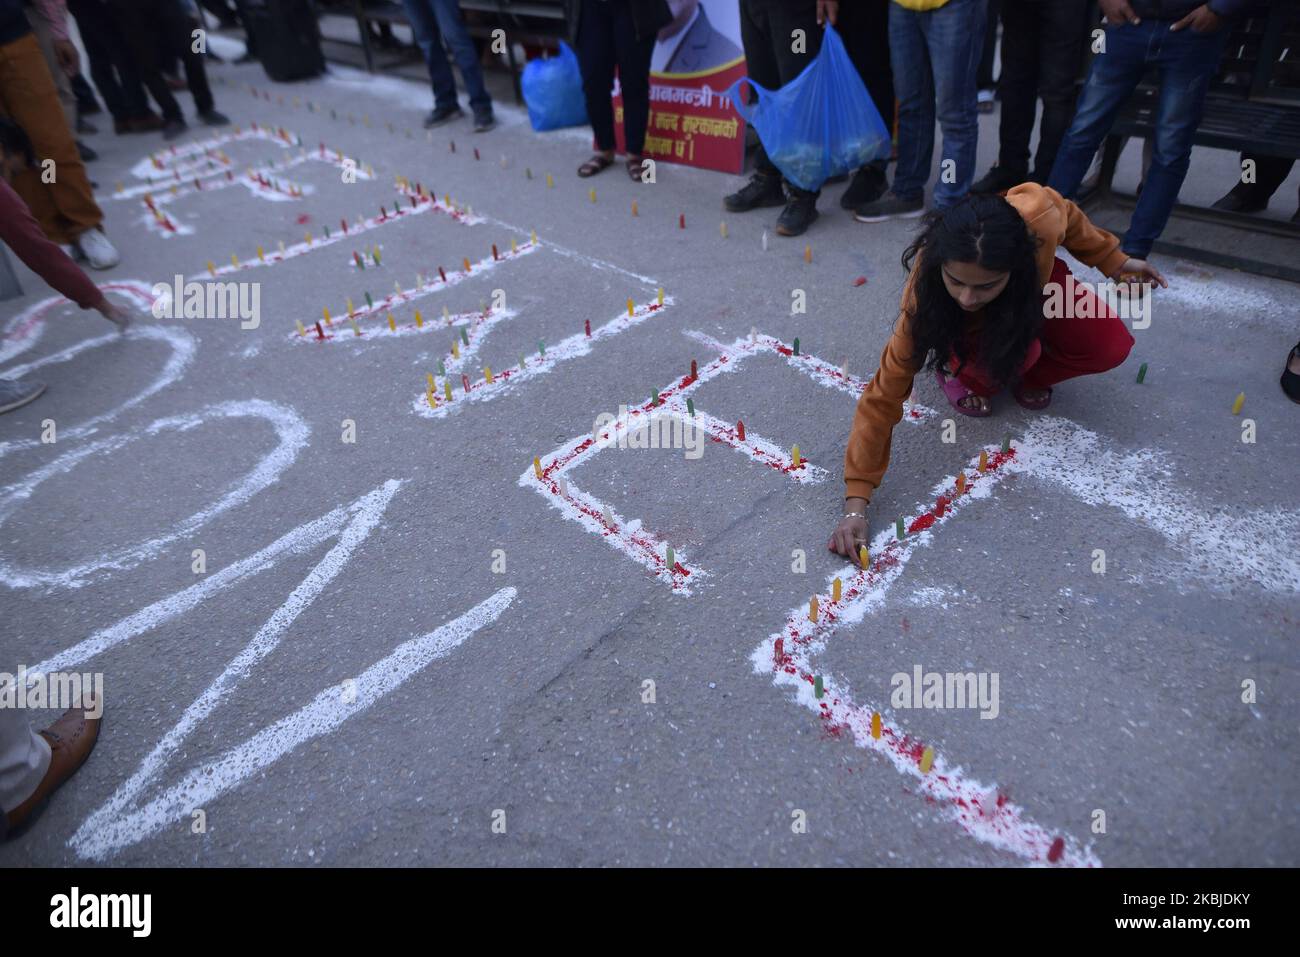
[424,104,463,128]
[199,108,230,127]
[472,109,495,133]
[76,140,97,162]
[971,164,1026,194]
[839,165,887,210]
[1211,182,1270,214]
[854,192,925,223]
[0,377,48,415]
[775,192,818,236]
[74,228,120,269]
[2,695,102,837]
[162,118,187,140]
[577,151,615,177]
[723,172,784,212]
[977,88,996,114]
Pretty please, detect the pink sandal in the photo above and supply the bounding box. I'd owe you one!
[1012,383,1052,410]
[934,368,992,417]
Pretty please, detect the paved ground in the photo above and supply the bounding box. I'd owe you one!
[1,44,1297,867]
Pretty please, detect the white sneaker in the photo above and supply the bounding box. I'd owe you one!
[75,229,120,269]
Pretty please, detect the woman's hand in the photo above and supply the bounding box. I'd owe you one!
[1114,257,1168,289]
[93,297,131,334]
[828,499,869,559]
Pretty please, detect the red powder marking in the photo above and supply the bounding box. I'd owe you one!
[908,512,936,534]
[908,409,922,419]
[853,276,867,287]
[1047,837,1064,863]
[774,344,793,357]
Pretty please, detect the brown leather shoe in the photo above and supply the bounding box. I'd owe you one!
[3,696,102,837]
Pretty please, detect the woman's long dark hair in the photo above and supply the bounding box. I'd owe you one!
[901,193,1043,389]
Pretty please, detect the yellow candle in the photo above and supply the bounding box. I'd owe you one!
[533,457,543,479]
[387,313,396,332]
[1232,392,1245,415]
[627,298,634,318]
[808,596,818,623]
[832,578,842,602]
[956,473,966,495]
[978,450,988,472]
[444,380,452,402]
[792,445,801,467]
[207,261,216,277]
[657,287,664,307]
[323,306,331,324]
[415,310,423,328]
[920,747,934,774]
[871,712,881,740]
[485,366,494,384]
[859,545,869,570]
[257,245,264,262]
[296,320,306,337]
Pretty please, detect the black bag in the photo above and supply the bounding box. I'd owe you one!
[243,0,326,82]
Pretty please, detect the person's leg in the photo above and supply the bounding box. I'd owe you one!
[977,0,1000,94]
[0,34,104,245]
[952,337,1042,400]
[0,702,52,822]
[400,0,459,113]
[1031,0,1089,182]
[111,0,185,123]
[994,0,1038,179]
[429,0,493,119]
[159,0,215,114]
[765,0,824,201]
[1019,258,1134,391]
[889,1,935,204]
[926,0,984,208]
[24,8,78,135]
[576,0,618,153]
[738,0,784,182]
[610,2,655,157]
[1046,21,1151,198]
[839,0,894,205]
[1120,25,1230,257]
[68,0,131,123]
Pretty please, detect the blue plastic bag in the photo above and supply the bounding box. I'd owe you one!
[727,25,891,192]
[522,42,589,132]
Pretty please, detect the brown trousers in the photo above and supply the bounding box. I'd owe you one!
[0,33,102,244]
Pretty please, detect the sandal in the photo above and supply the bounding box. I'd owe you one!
[577,152,614,178]
[1282,340,1300,404]
[935,368,991,417]
[1012,382,1052,410]
[626,155,647,181]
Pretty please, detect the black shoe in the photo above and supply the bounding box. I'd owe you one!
[1282,340,1300,403]
[76,141,97,162]
[472,110,495,132]
[162,118,188,140]
[424,105,463,128]
[854,192,925,223]
[1211,183,1269,214]
[775,193,818,236]
[839,165,887,210]
[199,109,230,127]
[971,165,1027,194]
[724,173,784,212]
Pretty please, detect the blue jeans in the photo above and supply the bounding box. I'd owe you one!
[1047,20,1229,258]
[888,0,985,209]
[400,0,492,115]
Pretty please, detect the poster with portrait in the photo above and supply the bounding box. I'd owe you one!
[612,0,748,174]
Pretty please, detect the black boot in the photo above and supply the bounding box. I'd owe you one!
[971,164,1028,194]
[724,172,784,212]
[839,163,888,210]
[775,190,818,236]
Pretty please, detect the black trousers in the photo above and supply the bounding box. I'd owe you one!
[109,0,215,122]
[977,0,1001,90]
[68,0,151,122]
[576,0,654,155]
[739,0,824,198]
[996,0,1090,181]
[839,0,894,188]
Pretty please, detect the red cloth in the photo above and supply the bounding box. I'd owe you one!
[0,178,104,308]
[952,257,1135,397]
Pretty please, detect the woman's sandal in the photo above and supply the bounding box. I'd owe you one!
[935,368,992,417]
[1012,382,1052,410]
[1281,340,1300,404]
[578,153,615,178]
[626,155,647,181]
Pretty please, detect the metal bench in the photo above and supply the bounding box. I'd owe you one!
[1084,3,1300,282]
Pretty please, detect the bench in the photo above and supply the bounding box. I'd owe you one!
[1084,3,1300,282]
